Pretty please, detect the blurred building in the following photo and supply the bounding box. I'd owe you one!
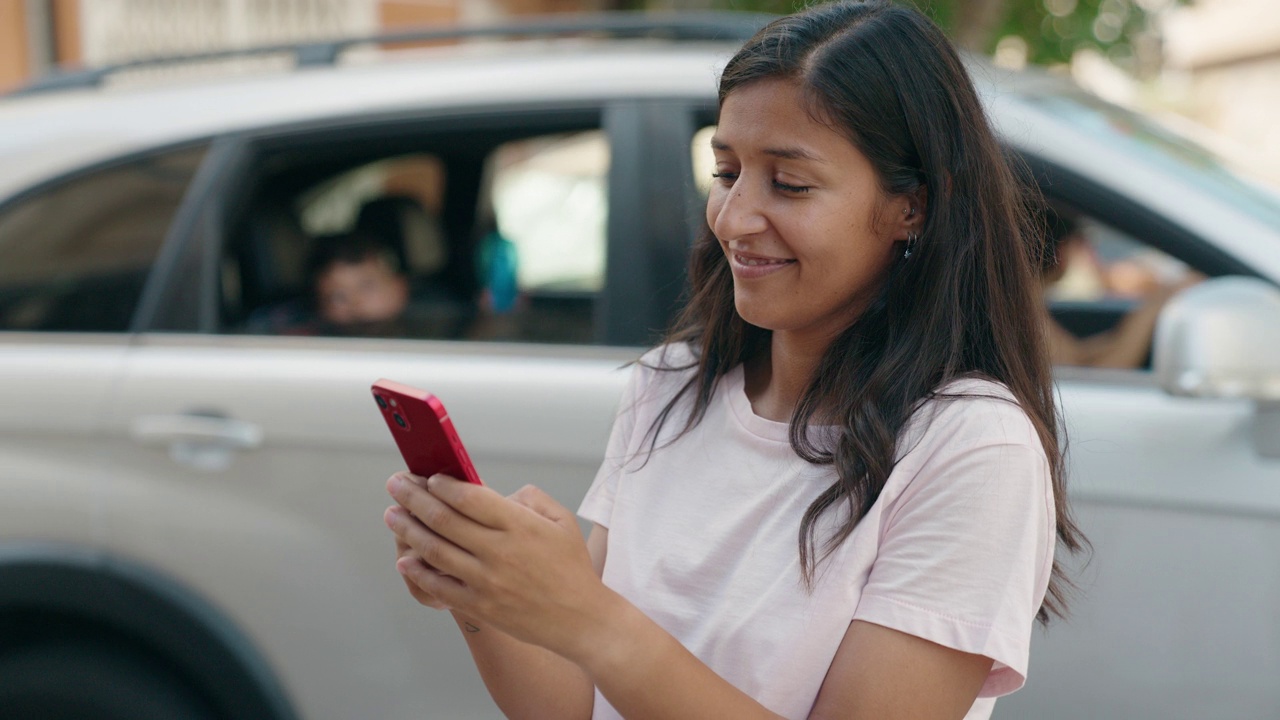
[0,0,606,92]
[1161,0,1280,188]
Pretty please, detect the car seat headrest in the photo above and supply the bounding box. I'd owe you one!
[355,195,446,276]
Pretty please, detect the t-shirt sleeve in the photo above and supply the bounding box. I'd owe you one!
[577,362,644,529]
[851,395,1056,698]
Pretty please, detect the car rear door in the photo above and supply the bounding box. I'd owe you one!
[99,97,701,720]
[0,141,211,566]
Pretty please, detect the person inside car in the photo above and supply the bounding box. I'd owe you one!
[306,231,411,337]
[1041,207,1202,369]
[382,2,1083,719]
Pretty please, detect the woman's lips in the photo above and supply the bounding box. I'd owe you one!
[730,252,796,279]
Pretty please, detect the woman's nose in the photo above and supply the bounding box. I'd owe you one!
[710,178,768,240]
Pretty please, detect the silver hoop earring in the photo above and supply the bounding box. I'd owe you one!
[903,232,920,260]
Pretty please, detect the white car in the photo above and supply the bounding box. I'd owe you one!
[0,13,1278,720]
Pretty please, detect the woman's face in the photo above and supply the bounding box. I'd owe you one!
[707,78,911,345]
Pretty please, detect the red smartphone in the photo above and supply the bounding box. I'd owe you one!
[371,379,483,485]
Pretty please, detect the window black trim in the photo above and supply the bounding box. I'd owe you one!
[132,136,246,333]
[602,99,700,346]
[1020,151,1258,279]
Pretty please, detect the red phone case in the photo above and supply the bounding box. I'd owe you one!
[371,379,483,485]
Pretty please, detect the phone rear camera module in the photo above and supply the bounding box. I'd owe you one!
[375,394,388,409]
[393,413,407,428]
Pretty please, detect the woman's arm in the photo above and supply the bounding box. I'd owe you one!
[445,609,592,720]
[569,603,990,720]
[390,474,995,720]
[807,621,992,720]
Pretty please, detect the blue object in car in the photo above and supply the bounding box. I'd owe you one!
[478,230,519,314]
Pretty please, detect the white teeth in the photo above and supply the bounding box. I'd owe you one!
[736,254,788,266]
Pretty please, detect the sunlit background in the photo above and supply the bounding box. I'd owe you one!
[0,0,1277,189]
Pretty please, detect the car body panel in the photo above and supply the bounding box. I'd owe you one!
[0,336,128,549]
[999,501,1280,718]
[102,334,635,718]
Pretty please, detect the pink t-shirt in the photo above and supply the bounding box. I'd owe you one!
[578,345,1056,720]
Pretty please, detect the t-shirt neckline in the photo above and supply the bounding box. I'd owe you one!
[725,364,793,443]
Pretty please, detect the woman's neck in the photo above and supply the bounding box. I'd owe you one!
[743,333,829,423]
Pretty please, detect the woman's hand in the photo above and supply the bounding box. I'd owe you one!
[391,534,450,611]
[384,472,614,661]
[384,473,452,610]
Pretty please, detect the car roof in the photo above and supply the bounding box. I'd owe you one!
[0,41,737,200]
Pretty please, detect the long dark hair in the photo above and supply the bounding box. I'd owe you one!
[643,0,1084,623]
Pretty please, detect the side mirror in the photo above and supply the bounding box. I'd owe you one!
[1153,276,1280,459]
[1153,276,1280,401]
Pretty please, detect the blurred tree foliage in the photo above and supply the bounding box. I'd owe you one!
[618,0,1182,75]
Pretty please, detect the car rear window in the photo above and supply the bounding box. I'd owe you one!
[0,143,208,333]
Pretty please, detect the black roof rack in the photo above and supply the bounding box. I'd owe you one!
[9,11,773,97]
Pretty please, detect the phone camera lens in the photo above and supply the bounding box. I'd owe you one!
[375,395,387,409]
[393,413,406,428]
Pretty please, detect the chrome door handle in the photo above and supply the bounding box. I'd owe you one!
[130,413,264,450]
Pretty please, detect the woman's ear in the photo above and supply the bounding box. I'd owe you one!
[891,186,928,239]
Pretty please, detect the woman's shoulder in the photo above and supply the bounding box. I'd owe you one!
[636,342,699,372]
[631,342,700,389]
[621,342,702,410]
[905,375,1044,453]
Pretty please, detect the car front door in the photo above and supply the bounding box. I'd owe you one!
[993,198,1280,719]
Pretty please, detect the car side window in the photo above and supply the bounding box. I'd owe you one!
[1042,210,1200,370]
[0,143,208,332]
[472,130,608,344]
[1046,218,1192,304]
[226,126,609,345]
[226,153,454,338]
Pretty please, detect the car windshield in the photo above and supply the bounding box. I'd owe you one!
[1024,91,1280,230]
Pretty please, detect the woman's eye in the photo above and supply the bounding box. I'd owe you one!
[773,180,810,194]
[711,172,738,185]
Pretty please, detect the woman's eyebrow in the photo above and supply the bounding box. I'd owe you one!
[709,137,824,163]
[764,146,824,162]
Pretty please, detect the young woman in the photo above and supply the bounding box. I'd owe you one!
[383,2,1083,718]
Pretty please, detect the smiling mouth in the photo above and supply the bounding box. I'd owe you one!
[734,253,794,267]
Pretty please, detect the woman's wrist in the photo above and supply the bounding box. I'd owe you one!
[449,609,488,635]
[561,587,650,680]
